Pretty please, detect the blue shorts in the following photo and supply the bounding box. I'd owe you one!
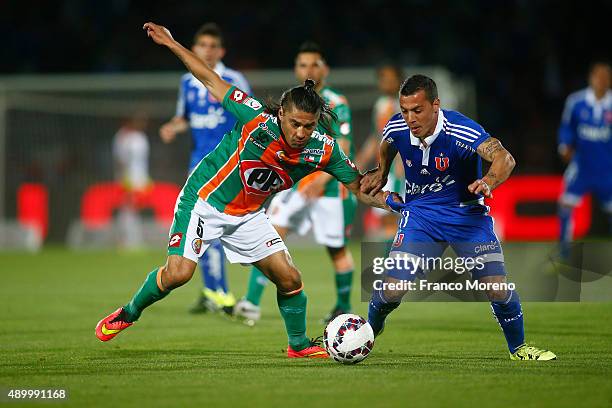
[387,207,505,281]
[561,163,612,211]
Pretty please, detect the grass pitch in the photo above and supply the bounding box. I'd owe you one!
[1,245,611,407]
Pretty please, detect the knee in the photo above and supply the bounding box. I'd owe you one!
[486,288,508,302]
[328,246,354,271]
[161,258,196,290]
[276,268,302,294]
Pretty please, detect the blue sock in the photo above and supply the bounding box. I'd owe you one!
[490,290,525,353]
[558,206,573,259]
[368,289,400,336]
[199,240,227,292]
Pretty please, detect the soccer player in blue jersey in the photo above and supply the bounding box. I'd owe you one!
[361,75,557,360]
[159,23,251,314]
[558,62,611,258]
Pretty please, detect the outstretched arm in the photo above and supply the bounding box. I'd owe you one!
[469,137,516,198]
[343,175,403,210]
[143,22,231,102]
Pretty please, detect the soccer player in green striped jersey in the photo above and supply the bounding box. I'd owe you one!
[236,42,358,325]
[95,22,400,359]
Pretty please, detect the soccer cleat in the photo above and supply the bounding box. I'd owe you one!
[287,337,329,359]
[95,307,133,342]
[233,298,261,326]
[322,306,351,324]
[216,290,237,316]
[189,288,219,314]
[510,344,557,361]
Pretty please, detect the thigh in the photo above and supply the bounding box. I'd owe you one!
[167,199,216,263]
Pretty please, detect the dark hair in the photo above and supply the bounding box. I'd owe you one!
[377,63,404,81]
[265,79,337,135]
[400,74,438,102]
[297,41,326,63]
[589,60,611,75]
[193,23,224,47]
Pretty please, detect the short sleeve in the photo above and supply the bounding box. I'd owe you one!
[175,82,187,118]
[323,141,359,184]
[222,86,265,125]
[381,115,407,147]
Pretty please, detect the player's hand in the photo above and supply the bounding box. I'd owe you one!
[159,123,177,143]
[143,22,175,47]
[300,177,327,200]
[468,179,493,198]
[360,167,387,196]
[384,191,404,213]
[558,144,574,164]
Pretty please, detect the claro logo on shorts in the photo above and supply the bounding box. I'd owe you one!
[266,238,282,247]
[168,233,183,248]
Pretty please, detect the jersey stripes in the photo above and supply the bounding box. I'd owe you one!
[382,117,409,138]
[442,119,481,143]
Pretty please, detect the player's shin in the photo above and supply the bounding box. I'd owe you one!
[277,286,310,351]
[335,269,353,311]
[123,268,170,322]
[558,205,573,259]
[490,290,525,353]
[368,289,400,337]
[246,266,269,306]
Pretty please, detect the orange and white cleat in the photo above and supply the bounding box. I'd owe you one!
[95,307,133,342]
[287,337,329,358]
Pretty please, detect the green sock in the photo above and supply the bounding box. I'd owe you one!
[277,290,310,350]
[335,270,353,311]
[123,269,170,322]
[246,266,268,306]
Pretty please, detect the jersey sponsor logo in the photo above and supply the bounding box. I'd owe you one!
[303,148,325,155]
[577,124,610,142]
[244,97,262,110]
[392,233,404,247]
[266,237,283,247]
[406,175,456,195]
[192,238,203,254]
[250,132,269,150]
[189,107,228,129]
[168,233,183,248]
[311,132,335,146]
[455,140,476,153]
[304,155,317,163]
[258,122,279,140]
[435,157,450,171]
[229,89,246,103]
[240,160,293,196]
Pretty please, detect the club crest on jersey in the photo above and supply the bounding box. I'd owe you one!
[240,160,293,196]
[192,238,203,254]
[276,150,288,162]
[435,157,450,171]
[229,89,246,103]
[392,233,404,247]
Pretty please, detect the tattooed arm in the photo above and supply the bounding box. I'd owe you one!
[468,137,516,198]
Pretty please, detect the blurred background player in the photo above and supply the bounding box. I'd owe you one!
[159,23,251,314]
[234,42,357,324]
[558,61,612,259]
[357,64,405,242]
[113,112,151,250]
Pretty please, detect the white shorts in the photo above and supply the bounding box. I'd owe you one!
[168,198,287,264]
[268,189,345,248]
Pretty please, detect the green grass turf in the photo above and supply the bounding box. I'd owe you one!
[1,245,611,407]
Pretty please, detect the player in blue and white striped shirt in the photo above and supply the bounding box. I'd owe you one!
[361,75,556,360]
[159,23,251,314]
[558,62,611,258]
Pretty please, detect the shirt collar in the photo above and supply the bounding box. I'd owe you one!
[585,88,612,107]
[410,109,445,147]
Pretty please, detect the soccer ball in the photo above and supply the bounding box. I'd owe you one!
[323,314,375,364]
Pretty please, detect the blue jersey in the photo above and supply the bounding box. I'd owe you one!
[558,88,612,179]
[176,62,251,170]
[382,109,491,223]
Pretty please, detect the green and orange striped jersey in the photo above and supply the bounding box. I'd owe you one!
[184,86,359,216]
